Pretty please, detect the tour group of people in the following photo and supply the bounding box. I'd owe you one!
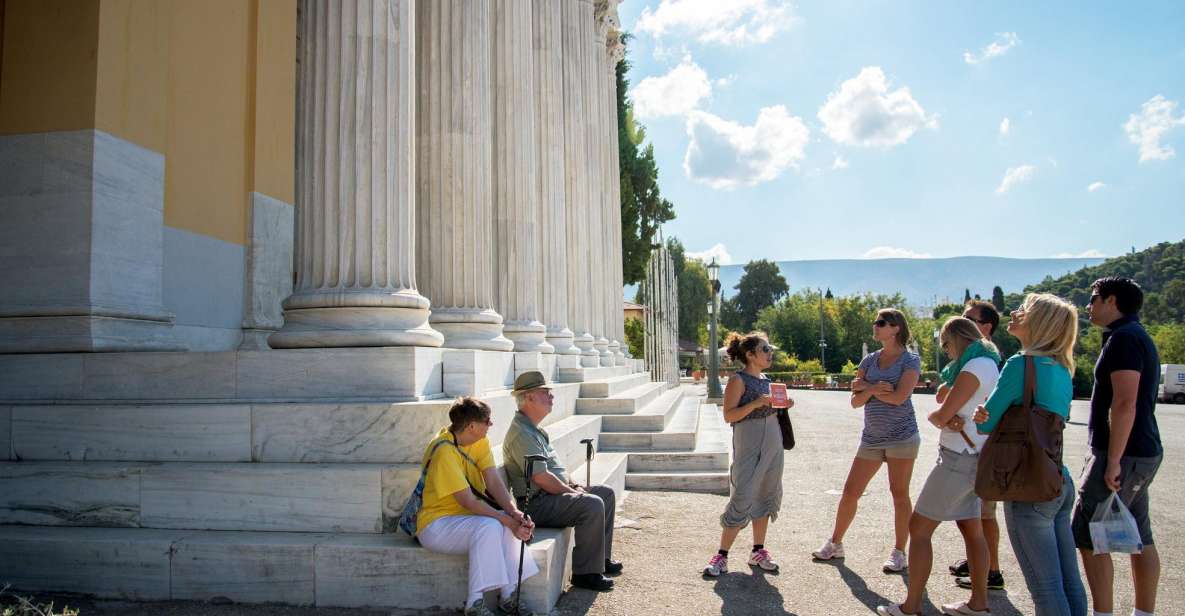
[709,277,1163,616]
[402,276,1162,616]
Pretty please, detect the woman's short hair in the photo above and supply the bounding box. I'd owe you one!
[725,331,769,365]
[1019,293,1078,371]
[877,308,911,347]
[448,396,492,432]
[941,316,997,358]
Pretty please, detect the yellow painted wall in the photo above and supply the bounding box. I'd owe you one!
[0,0,296,246]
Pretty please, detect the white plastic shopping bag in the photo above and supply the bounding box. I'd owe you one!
[1088,492,1143,554]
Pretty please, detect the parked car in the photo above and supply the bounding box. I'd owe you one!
[1160,364,1185,404]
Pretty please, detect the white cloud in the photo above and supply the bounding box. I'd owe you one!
[999,117,1011,137]
[862,246,932,259]
[1000,163,1038,195]
[686,243,733,265]
[1053,249,1107,258]
[817,67,936,148]
[714,75,736,88]
[1123,95,1185,162]
[683,106,809,189]
[635,0,797,46]
[630,57,712,119]
[995,164,1036,194]
[964,32,1020,64]
[1087,181,1107,192]
[831,155,849,170]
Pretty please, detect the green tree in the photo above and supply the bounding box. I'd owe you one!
[719,296,742,331]
[964,289,972,303]
[733,260,789,331]
[624,317,645,358]
[1151,323,1185,363]
[932,303,964,320]
[991,286,1006,311]
[616,37,676,285]
[677,256,712,345]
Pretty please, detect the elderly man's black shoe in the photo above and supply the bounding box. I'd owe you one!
[604,559,623,575]
[571,573,614,591]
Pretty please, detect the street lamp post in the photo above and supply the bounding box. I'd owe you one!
[818,288,827,371]
[707,258,722,400]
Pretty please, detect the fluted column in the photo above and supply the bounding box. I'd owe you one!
[271,0,443,349]
[533,0,579,356]
[587,8,611,366]
[604,10,627,362]
[562,0,598,365]
[416,0,513,351]
[491,0,552,354]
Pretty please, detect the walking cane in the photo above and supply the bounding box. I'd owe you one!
[514,453,549,615]
[580,438,595,488]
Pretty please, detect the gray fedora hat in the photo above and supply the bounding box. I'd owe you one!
[511,370,550,394]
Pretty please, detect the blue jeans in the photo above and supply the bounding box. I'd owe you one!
[1004,473,1088,616]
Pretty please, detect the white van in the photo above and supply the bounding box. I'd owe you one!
[1160,364,1185,404]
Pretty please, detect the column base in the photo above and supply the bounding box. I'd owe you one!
[443,349,516,397]
[238,328,276,351]
[270,306,444,349]
[430,308,514,352]
[546,326,579,356]
[503,321,554,354]
[609,340,625,364]
[594,337,612,366]
[513,351,557,382]
[573,332,598,367]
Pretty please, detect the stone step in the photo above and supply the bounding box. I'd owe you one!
[3,383,585,464]
[577,372,651,398]
[556,365,631,383]
[597,396,701,452]
[0,450,629,613]
[599,388,683,432]
[0,416,604,535]
[574,382,667,415]
[624,470,730,495]
[626,450,729,472]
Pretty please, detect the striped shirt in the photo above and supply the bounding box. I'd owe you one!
[858,350,922,445]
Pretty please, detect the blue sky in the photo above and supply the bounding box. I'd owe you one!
[615,0,1185,265]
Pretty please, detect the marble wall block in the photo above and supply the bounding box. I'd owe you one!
[163,225,246,351]
[240,192,294,349]
[251,401,450,463]
[0,461,143,527]
[0,526,181,600]
[0,353,84,400]
[379,465,422,532]
[83,352,237,400]
[12,405,251,462]
[314,534,465,609]
[140,463,382,533]
[237,347,444,401]
[171,532,318,604]
[442,349,516,397]
[0,406,10,460]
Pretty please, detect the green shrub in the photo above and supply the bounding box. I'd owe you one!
[0,586,80,616]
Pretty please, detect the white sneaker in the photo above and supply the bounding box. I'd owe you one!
[883,548,907,573]
[703,553,728,577]
[940,601,991,616]
[812,540,844,560]
[876,605,917,616]
[747,548,779,571]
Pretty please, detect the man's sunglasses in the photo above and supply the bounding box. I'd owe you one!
[962,313,991,326]
[873,319,891,327]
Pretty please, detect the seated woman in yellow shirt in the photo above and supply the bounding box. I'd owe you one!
[416,397,538,616]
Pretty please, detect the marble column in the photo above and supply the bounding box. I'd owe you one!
[416,0,513,352]
[492,0,552,354]
[533,0,579,357]
[587,6,611,366]
[561,0,599,366]
[270,0,443,349]
[604,14,628,363]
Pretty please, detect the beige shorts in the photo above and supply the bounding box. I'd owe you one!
[855,434,921,461]
[980,499,999,520]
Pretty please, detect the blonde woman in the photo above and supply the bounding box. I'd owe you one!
[973,293,1087,616]
[878,317,999,616]
[703,331,788,577]
[814,308,921,573]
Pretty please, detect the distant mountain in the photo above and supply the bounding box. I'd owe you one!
[714,256,1106,306]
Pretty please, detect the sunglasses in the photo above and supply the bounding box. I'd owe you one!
[873,319,891,327]
[760,345,773,354]
[1088,294,1102,304]
[963,314,991,326]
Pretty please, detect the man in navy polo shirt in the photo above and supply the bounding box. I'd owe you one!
[1073,277,1163,616]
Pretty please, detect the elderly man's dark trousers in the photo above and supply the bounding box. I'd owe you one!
[525,485,615,575]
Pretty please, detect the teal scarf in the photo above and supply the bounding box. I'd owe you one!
[940,339,1001,387]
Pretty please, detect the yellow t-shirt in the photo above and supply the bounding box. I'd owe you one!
[415,427,496,535]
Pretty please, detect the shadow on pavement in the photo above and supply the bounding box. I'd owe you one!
[709,569,798,615]
[816,560,894,612]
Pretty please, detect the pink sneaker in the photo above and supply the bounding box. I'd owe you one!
[748,548,779,571]
[703,553,728,577]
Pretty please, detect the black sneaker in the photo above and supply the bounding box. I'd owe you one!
[571,573,614,591]
[948,559,969,577]
[604,559,624,575]
[955,570,1005,590]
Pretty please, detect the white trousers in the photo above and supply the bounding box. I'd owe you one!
[418,515,540,602]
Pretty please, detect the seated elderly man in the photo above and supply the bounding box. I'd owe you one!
[502,370,623,592]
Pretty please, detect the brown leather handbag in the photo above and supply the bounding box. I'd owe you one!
[974,355,1065,502]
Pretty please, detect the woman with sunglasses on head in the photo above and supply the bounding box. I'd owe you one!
[877,316,1000,616]
[972,294,1087,616]
[415,397,538,616]
[814,308,921,574]
[703,331,790,577]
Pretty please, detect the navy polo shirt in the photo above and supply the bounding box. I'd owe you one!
[1089,314,1162,457]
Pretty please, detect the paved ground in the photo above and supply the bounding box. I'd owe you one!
[6,390,1181,616]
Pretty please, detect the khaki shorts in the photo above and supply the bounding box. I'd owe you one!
[855,434,921,461]
[980,499,999,520]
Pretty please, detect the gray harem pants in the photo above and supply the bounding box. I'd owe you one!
[721,413,784,528]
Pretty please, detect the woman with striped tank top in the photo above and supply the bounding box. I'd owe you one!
[814,308,922,574]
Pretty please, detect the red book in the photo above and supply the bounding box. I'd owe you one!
[769,382,789,408]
